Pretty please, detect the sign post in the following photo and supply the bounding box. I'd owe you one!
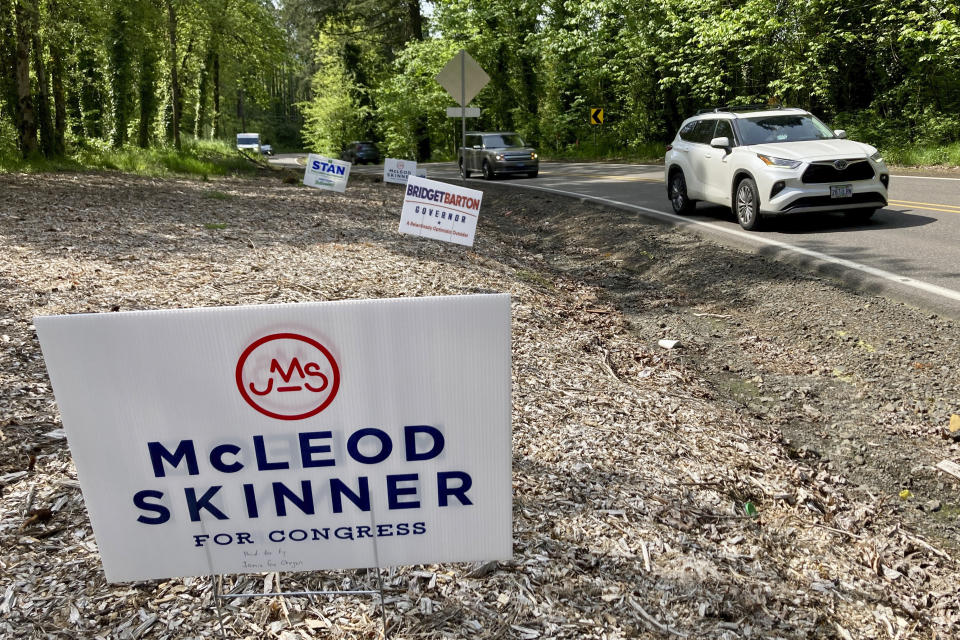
[436,50,489,181]
[590,108,604,156]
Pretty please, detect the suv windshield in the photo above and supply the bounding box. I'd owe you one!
[237,136,259,145]
[484,134,525,148]
[737,115,835,145]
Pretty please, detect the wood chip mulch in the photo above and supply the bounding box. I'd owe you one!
[0,172,957,639]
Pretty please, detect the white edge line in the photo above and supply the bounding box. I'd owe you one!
[489,180,960,305]
[890,174,960,182]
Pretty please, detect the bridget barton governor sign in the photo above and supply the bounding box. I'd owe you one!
[35,295,512,582]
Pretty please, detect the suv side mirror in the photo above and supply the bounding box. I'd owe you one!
[834,129,847,139]
[472,145,481,149]
[710,136,731,149]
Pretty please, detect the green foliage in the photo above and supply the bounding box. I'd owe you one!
[1,0,299,161]
[374,38,463,160]
[543,140,665,164]
[0,137,255,176]
[6,0,960,169]
[299,28,375,154]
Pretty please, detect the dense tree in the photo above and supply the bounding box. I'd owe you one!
[0,0,296,159]
[1,0,957,162]
[298,0,960,159]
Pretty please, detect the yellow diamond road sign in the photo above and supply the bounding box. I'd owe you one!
[590,108,603,125]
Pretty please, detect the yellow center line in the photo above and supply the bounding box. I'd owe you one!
[889,199,960,211]
[887,203,959,214]
[539,172,663,182]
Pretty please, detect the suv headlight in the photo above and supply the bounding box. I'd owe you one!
[531,152,538,160]
[495,154,504,161]
[757,154,802,169]
[870,150,883,163]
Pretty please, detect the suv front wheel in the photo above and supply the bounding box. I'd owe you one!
[482,160,495,180]
[734,177,763,230]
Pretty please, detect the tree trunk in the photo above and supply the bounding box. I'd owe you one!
[237,85,245,133]
[49,44,66,155]
[32,32,55,157]
[65,52,84,138]
[176,37,192,137]
[212,51,220,138]
[406,0,430,162]
[0,0,18,126]
[194,47,213,138]
[138,42,159,148]
[13,0,37,157]
[77,46,104,138]
[164,0,180,150]
[46,0,65,155]
[109,5,132,147]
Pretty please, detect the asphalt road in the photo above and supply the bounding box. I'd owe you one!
[273,154,960,317]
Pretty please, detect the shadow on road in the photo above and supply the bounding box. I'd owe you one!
[689,204,937,234]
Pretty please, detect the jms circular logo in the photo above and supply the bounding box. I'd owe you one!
[236,333,340,420]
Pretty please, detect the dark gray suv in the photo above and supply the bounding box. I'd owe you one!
[459,132,539,179]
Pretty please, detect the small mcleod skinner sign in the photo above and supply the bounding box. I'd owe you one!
[383,158,418,185]
[35,295,512,582]
[399,175,482,247]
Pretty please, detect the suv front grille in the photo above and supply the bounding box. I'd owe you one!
[784,192,886,211]
[802,160,875,184]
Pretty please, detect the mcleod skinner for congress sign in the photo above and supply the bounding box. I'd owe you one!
[35,295,512,582]
[383,158,418,185]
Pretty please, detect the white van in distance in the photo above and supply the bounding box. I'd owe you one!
[236,133,261,154]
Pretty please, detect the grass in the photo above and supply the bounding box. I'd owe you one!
[541,141,666,164]
[0,138,263,178]
[881,141,960,168]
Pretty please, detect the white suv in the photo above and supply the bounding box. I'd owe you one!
[664,107,889,230]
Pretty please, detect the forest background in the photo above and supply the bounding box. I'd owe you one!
[1,0,958,171]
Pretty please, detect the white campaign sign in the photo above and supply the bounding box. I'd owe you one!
[303,154,351,192]
[398,175,482,247]
[383,158,418,185]
[35,295,512,583]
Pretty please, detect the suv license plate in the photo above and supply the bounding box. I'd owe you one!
[830,185,853,199]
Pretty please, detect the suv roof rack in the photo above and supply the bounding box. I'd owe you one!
[695,103,804,115]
